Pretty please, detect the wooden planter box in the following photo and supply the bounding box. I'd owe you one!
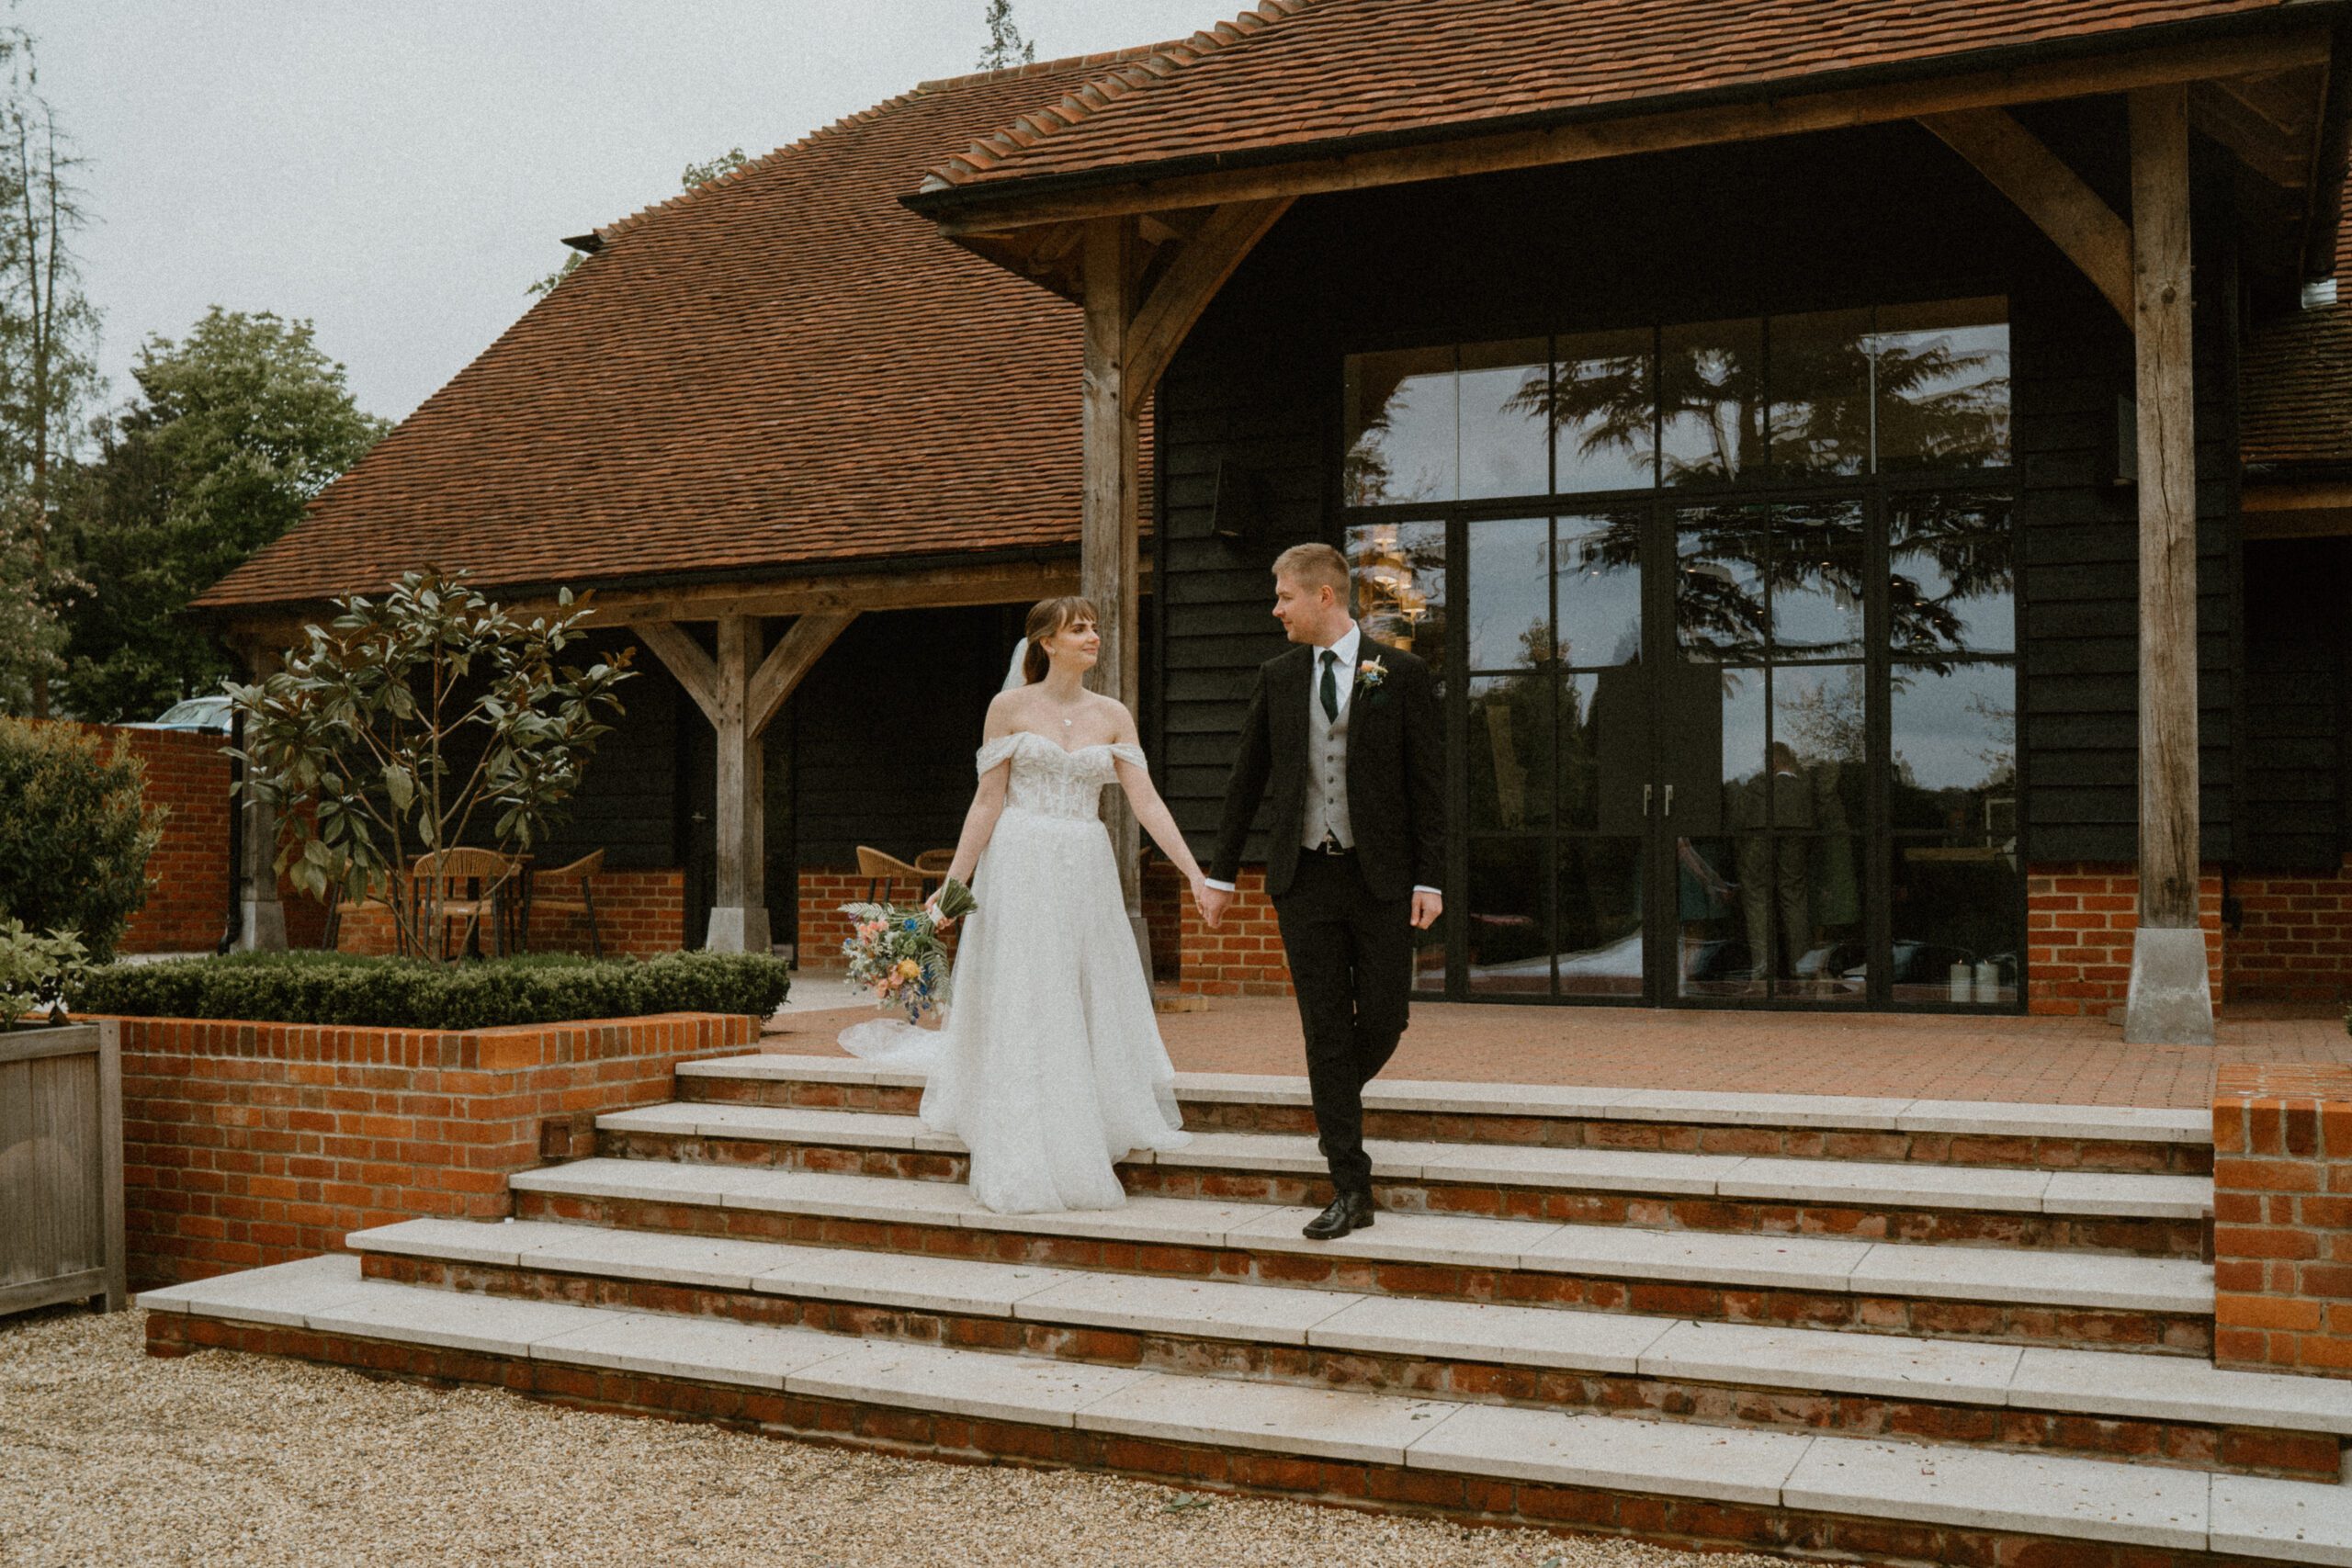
[1,1021,127,1316]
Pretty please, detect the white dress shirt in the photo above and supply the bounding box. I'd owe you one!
[1207,622,1438,898]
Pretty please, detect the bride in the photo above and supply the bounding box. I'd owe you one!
[841,595,1209,1213]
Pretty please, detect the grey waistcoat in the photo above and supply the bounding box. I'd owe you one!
[1302,653,1354,851]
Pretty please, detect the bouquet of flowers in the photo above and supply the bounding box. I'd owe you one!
[839,877,978,1023]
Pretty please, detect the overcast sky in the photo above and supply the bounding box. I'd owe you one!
[37,1,1228,425]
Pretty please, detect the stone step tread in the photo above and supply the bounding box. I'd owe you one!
[344,1216,2347,1434]
[504,1161,2213,1314]
[676,1055,2211,1145]
[132,1258,2347,1564]
[600,1102,2213,1217]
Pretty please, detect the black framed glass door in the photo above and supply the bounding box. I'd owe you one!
[1344,299,2022,1010]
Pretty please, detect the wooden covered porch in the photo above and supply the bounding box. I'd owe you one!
[905,12,2347,1043]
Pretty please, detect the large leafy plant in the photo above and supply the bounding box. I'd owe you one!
[228,570,633,962]
[0,920,88,1029]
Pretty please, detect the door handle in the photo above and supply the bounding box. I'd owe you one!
[1642,784,1653,818]
[1664,784,1675,818]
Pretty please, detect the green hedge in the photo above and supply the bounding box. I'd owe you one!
[71,949,792,1030]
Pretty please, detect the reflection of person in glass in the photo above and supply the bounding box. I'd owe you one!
[1728,741,1812,987]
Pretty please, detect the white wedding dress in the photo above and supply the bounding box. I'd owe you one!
[837,730,1190,1213]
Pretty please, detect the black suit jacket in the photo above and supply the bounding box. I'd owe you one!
[1210,636,1445,901]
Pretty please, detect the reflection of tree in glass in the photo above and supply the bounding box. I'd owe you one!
[1345,361,1445,507]
[1886,670,2017,837]
[1892,497,2014,668]
[1778,667,1866,765]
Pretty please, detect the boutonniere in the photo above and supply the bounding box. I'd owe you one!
[1355,657,1388,691]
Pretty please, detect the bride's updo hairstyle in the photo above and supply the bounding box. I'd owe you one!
[1022,596,1101,684]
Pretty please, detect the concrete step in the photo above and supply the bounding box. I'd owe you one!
[346,1214,2349,1478]
[597,1100,2212,1256]
[506,1159,2214,1354]
[138,1255,2351,1565]
[676,1055,2214,1174]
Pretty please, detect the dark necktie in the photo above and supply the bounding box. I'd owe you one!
[1319,649,1340,723]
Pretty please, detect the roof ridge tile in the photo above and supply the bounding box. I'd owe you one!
[915,0,1324,192]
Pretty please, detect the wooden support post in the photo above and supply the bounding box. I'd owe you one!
[1081,215,1152,978]
[636,613,856,956]
[2122,83,2213,1045]
[235,647,287,952]
[706,615,767,955]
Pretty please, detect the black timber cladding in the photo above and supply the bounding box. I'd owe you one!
[1154,114,2245,870]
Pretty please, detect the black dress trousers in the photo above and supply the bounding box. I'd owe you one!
[1272,849,1415,1194]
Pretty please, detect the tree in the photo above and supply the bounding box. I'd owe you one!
[229,571,634,963]
[529,146,753,297]
[976,0,1036,70]
[54,309,388,721]
[0,716,163,963]
[0,28,99,716]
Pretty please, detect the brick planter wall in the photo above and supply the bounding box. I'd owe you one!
[1176,867,1295,998]
[2024,862,2224,1017]
[329,868,686,960]
[2230,854,2352,1004]
[115,1010,754,1289]
[2213,1063,2352,1378]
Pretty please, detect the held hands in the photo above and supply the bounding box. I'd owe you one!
[1410,889,1443,931]
[1194,878,1230,930]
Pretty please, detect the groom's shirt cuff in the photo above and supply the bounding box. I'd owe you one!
[1414,886,1441,897]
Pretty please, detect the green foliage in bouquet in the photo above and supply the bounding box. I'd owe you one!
[840,877,976,1024]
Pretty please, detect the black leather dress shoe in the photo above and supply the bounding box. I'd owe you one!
[1301,1190,1375,1240]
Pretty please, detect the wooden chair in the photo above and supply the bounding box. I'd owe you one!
[855,845,944,904]
[526,849,605,958]
[412,847,516,959]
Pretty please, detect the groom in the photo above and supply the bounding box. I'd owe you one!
[1199,542,1443,1240]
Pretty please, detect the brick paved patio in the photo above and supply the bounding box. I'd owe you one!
[764,990,2349,1110]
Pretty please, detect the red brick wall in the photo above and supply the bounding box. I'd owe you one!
[116,1010,755,1289]
[28,722,232,954]
[2213,1063,2352,1378]
[2024,862,2224,1017]
[797,866,876,969]
[329,869,686,960]
[2230,854,2352,1003]
[1177,866,1295,997]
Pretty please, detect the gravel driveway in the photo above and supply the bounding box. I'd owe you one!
[2,1304,1793,1568]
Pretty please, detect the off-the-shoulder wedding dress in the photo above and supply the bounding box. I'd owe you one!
[838,730,1190,1213]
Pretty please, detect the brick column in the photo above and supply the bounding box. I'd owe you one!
[2213,1064,2352,1377]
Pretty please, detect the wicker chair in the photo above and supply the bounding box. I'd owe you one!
[412,847,517,958]
[855,845,945,904]
[526,849,606,958]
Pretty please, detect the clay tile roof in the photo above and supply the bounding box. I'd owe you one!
[916,0,2296,199]
[2243,200,2352,470]
[196,50,1170,614]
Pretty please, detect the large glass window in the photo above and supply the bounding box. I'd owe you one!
[1343,299,2018,1011]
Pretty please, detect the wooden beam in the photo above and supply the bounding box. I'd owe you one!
[746,610,855,737]
[1125,197,1295,397]
[631,619,720,726]
[2245,479,2352,514]
[2192,72,2323,187]
[583,558,1101,627]
[208,558,1142,666]
[1920,109,2134,323]
[931,28,2328,233]
[1081,216,1146,935]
